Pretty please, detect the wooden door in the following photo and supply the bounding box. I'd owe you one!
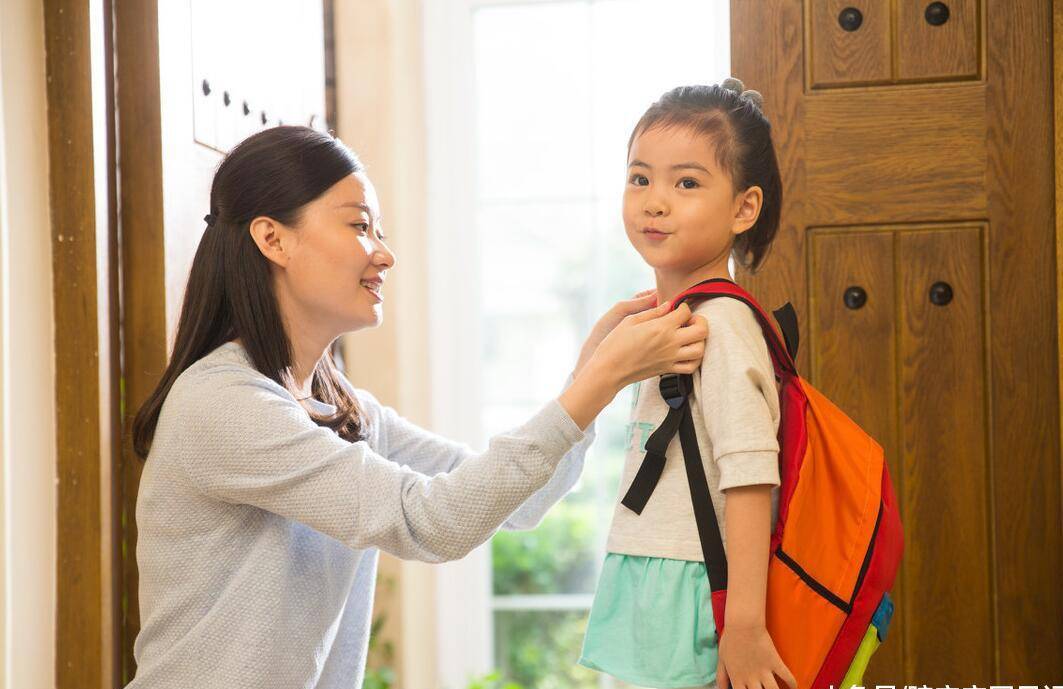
[733,0,1062,683]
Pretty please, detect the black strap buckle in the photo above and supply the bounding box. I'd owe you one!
[659,374,691,409]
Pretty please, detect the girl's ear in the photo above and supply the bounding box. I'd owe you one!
[732,185,763,236]
[249,216,292,268]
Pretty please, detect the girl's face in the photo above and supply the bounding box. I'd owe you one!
[623,124,761,283]
[255,172,396,339]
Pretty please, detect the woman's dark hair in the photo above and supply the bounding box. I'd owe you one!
[628,79,782,272]
[132,125,368,459]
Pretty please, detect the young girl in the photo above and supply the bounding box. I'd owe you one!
[579,79,798,689]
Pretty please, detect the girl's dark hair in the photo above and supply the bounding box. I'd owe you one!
[628,80,783,272]
[132,125,368,460]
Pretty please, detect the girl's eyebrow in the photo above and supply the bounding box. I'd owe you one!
[627,159,711,175]
[672,162,711,174]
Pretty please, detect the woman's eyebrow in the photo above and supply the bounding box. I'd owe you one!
[336,201,371,212]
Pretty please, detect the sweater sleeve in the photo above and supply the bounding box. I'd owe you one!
[174,368,587,563]
[696,298,781,491]
[357,374,595,531]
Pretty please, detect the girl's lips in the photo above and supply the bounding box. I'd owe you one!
[642,228,670,241]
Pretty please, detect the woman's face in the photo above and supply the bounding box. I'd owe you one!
[623,125,757,277]
[260,172,396,338]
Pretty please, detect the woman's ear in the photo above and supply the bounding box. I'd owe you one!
[249,216,291,268]
[732,185,763,236]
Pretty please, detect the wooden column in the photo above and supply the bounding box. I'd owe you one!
[44,0,105,686]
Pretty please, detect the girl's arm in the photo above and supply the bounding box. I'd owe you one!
[717,486,796,689]
[722,484,773,630]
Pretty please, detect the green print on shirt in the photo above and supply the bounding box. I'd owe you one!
[624,421,656,454]
[625,382,653,452]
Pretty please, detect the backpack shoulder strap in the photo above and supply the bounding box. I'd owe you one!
[670,278,798,376]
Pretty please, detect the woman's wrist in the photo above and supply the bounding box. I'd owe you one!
[558,357,623,430]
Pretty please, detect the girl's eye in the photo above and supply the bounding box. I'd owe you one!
[629,174,649,186]
[351,222,370,233]
[678,178,699,190]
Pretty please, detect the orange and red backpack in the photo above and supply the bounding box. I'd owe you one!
[621,278,904,689]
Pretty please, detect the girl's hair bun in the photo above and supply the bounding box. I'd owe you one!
[720,77,745,93]
[720,77,764,111]
[741,89,764,110]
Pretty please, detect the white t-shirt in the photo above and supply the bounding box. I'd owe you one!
[606,297,782,562]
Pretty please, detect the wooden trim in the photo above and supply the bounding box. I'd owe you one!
[1055,0,1063,582]
[113,0,167,683]
[44,0,104,686]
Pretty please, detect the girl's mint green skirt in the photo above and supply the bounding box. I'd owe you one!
[579,553,718,688]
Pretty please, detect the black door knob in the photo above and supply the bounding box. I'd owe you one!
[838,7,864,31]
[929,281,953,306]
[844,286,868,310]
[925,2,950,26]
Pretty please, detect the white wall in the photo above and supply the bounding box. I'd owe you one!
[0,1,57,688]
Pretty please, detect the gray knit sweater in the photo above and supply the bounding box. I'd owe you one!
[126,341,593,689]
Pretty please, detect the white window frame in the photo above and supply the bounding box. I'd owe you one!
[423,0,491,684]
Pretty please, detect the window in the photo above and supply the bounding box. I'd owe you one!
[425,2,729,686]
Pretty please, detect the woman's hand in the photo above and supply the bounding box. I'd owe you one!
[559,301,708,429]
[573,289,658,376]
[592,300,708,387]
[717,624,797,689]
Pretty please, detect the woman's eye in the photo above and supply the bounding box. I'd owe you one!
[629,174,649,186]
[678,178,699,190]
[351,222,369,233]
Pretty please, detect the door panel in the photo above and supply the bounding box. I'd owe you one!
[897,227,991,683]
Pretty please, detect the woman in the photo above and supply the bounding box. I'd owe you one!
[126,126,707,688]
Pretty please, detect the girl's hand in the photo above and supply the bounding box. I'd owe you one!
[573,290,658,376]
[717,624,797,689]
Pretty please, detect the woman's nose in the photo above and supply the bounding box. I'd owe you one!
[373,239,396,269]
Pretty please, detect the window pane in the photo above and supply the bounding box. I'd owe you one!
[477,201,594,423]
[491,500,598,596]
[492,610,599,689]
[474,3,592,201]
[590,0,730,199]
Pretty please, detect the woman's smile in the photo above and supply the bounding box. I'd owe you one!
[360,276,384,302]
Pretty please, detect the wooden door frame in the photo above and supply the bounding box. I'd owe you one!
[112,0,168,684]
[44,0,164,685]
[45,0,112,686]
